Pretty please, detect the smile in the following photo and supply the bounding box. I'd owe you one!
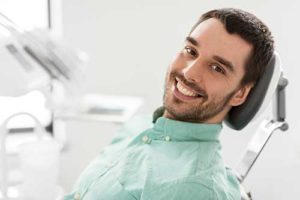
[173,77,204,101]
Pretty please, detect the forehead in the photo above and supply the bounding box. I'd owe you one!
[190,18,253,74]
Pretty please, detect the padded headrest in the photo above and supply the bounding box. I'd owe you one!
[225,52,282,130]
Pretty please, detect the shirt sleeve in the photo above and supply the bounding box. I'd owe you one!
[141,181,216,200]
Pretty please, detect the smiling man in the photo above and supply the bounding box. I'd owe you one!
[164,17,253,124]
[64,8,274,200]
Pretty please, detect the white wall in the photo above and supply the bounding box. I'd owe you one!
[61,0,300,199]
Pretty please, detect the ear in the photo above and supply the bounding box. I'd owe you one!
[229,84,253,107]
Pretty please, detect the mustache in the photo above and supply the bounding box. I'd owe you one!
[170,71,208,99]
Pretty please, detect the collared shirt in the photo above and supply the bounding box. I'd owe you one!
[63,116,241,200]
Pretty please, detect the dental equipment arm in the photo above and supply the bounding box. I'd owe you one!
[0,12,86,100]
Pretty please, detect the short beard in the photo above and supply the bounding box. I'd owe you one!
[163,71,237,123]
[163,90,235,123]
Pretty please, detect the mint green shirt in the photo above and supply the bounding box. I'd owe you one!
[64,116,241,200]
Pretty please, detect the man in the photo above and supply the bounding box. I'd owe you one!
[64,8,274,200]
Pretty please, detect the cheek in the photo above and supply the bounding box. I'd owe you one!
[164,67,175,88]
[205,81,231,99]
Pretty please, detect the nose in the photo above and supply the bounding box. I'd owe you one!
[182,59,205,83]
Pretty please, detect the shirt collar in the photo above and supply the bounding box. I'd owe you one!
[151,117,222,142]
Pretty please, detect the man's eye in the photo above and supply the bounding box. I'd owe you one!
[184,47,197,57]
[211,64,225,74]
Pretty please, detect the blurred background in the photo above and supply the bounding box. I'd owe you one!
[0,0,299,199]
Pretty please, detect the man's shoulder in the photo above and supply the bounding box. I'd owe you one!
[109,114,153,144]
[123,114,154,132]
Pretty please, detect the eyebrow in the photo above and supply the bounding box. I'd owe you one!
[186,36,199,46]
[212,55,235,73]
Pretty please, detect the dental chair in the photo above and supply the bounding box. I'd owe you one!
[225,52,288,200]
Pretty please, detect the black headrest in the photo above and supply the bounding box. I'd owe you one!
[225,53,280,130]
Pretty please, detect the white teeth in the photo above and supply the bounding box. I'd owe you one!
[176,81,198,97]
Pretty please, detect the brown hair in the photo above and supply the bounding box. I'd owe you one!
[189,8,274,86]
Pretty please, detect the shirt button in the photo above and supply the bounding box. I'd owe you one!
[165,136,171,142]
[142,135,149,143]
[106,161,113,167]
[74,192,81,200]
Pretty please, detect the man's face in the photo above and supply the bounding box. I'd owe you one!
[163,18,253,123]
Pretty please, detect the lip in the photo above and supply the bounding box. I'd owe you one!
[172,78,202,101]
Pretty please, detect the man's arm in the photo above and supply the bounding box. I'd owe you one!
[141,181,217,200]
[141,178,241,200]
